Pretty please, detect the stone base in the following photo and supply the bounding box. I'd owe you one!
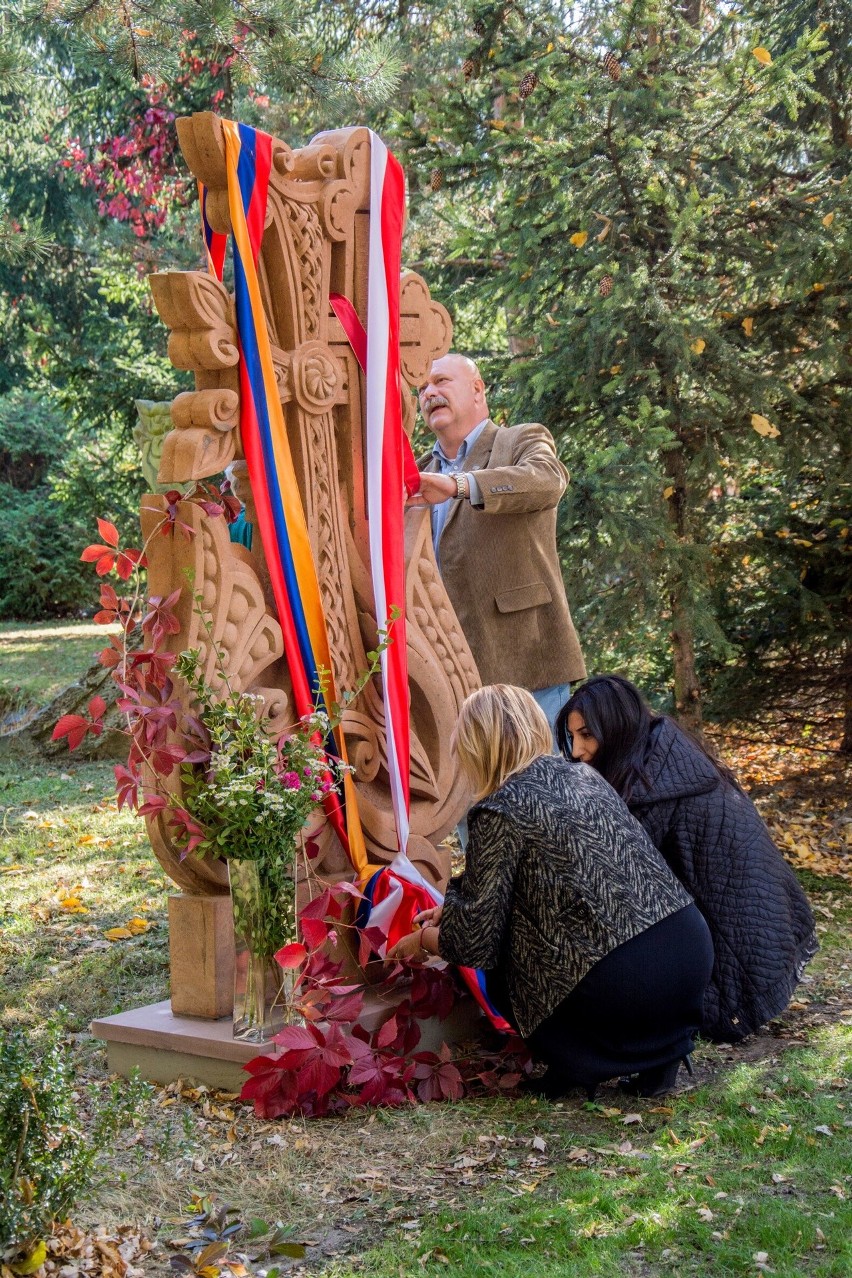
[168,894,235,1019]
[91,1000,271,1091]
[92,988,487,1092]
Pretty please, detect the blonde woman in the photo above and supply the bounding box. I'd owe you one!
[387,685,714,1099]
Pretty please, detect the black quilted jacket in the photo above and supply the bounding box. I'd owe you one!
[628,718,818,1042]
[438,755,693,1038]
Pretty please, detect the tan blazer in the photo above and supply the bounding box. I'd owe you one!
[419,420,586,691]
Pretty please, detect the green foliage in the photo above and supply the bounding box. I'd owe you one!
[0,486,93,620]
[0,1016,147,1262]
[384,0,851,720]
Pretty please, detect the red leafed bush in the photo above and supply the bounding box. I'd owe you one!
[239,884,532,1119]
[52,483,236,833]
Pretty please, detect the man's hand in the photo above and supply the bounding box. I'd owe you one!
[406,472,461,507]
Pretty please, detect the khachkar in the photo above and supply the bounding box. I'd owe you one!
[145,113,480,1018]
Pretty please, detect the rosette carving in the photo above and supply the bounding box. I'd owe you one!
[292,342,339,412]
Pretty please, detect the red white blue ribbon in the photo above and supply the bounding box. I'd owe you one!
[219,119,367,878]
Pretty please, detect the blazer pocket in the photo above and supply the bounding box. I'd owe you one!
[495,581,553,613]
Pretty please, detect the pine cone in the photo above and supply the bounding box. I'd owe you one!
[463,57,476,81]
[599,274,613,297]
[429,168,444,192]
[602,51,621,81]
[518,70,538,100]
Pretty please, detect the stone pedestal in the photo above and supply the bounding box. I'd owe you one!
[168,894,235,1019]
[91,990,486,1092]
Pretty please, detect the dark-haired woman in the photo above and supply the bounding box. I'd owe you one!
[556,675,817,1043]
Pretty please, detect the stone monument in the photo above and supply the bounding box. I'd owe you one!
[93,114,480,1084]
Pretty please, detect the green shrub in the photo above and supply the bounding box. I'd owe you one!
[0,1017,147,1264]
[0,485,93,620]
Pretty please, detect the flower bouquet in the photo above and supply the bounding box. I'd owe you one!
[174,641,343,1041]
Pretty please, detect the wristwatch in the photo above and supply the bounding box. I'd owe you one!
[453,472,469,500]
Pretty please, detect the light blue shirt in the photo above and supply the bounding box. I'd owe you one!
[430,418,488,565]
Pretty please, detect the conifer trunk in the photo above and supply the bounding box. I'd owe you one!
[663,441,703,731]
[841,637,852,755]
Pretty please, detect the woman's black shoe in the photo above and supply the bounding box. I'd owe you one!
[619,1055,694,1098]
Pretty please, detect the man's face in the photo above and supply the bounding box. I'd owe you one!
[418,356,484,437]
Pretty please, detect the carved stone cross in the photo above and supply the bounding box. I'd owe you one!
[144,114,480,1015]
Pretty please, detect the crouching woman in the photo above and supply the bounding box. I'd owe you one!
[388,685,714,1098]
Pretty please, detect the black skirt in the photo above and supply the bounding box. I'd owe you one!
[487,904,714,1088]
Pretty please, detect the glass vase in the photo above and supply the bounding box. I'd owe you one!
[229,858,291,1043]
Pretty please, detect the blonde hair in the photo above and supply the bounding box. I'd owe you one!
[451,684,553,800]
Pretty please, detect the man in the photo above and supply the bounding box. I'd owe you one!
[410,352,585,728]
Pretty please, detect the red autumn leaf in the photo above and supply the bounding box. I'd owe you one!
[151,743,187,775]
[168,806,207,856]
[300,886,345,922]
[81,544,116,576]
[98,643,122,669]
[324,986,365,1023]
[52,713,91,751]
[300,917,331,950]
[138,794,169,817]
[97,517,120,547]
[114,763,139,811]
[275,942,308,969]
[376,1015,400,1050]
[115,547,146,580]
[272,1024,318,1051]
[88,695,107,722]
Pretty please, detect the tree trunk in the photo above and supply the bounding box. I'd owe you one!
[663,441,703,732]
[841,638,852,755]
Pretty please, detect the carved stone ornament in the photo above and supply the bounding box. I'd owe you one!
[147,112,480,911]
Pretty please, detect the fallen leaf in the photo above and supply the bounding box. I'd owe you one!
[752,47,772,65]
[813,1124,833,1136]
[622,1113,643,1125]
[104,926,133,941]
[822,212,834,228]
[690,338,706,354]
[10,1241,47,1274]
[742,316,754,336]
[751,414,780,438]
[569,231,588,247]
[696,1207,714,1222]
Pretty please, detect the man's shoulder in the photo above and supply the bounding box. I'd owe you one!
[490,420,557,457]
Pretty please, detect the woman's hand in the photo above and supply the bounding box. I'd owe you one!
[413,904,443,927]
[385,930,427,963]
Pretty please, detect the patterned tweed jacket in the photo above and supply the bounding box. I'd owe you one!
[438,755,693,1038]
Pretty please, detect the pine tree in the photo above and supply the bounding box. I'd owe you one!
[391,0,850,733]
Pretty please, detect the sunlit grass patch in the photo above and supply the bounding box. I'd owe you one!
[0,619,119,712]
[0,760,170,1032]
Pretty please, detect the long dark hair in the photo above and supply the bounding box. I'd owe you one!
[555,674,736,802]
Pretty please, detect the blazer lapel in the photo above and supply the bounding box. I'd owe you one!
[439,420,498,540]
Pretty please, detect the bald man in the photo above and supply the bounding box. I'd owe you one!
[411,353,586,728]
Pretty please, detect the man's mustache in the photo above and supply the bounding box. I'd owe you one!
[423,395,449,415]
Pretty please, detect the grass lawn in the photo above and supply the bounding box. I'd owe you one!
[1,621,850,1277]
[0,619,118,716]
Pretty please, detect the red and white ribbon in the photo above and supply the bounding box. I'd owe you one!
[364,132,410,855]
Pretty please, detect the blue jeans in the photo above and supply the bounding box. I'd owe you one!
[457,682,571,850]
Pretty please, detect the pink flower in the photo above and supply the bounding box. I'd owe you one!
[282,771,301,789]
